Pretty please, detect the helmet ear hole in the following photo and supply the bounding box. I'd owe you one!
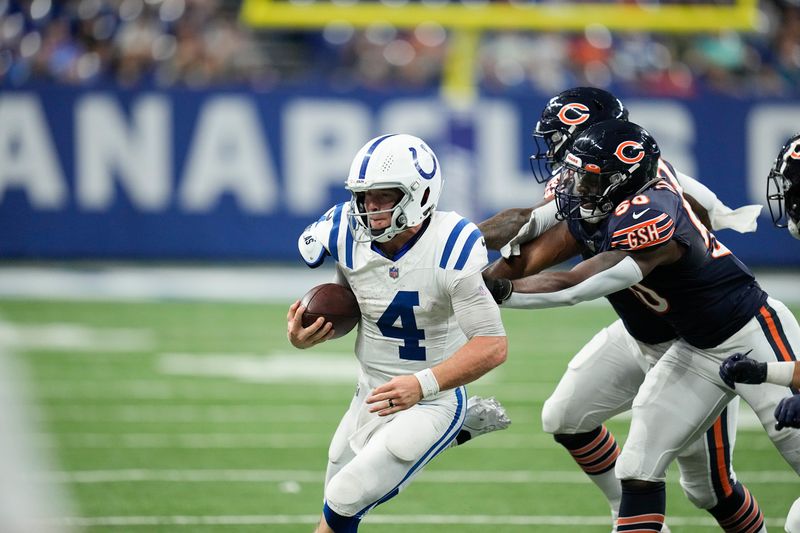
[420,187,430,207]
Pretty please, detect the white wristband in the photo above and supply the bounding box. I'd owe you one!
[414,368,440,399]
[766,362,796,387]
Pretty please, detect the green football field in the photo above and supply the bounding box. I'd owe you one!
[0,299,797,532]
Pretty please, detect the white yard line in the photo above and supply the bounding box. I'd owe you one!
[0,266,797,304]
[38,431,783,451]
[158,352,359,383]
[0,322,154,353]
[31,381,543,402]
[0,266,335,303]
[53,514,785,528]
[43,405,344,423]
[47,468,799,485]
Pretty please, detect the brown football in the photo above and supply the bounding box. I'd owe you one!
[300,283,360,339]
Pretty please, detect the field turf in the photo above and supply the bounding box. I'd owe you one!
[0,299,796,532]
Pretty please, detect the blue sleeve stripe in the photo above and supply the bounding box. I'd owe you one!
[358,134,397,181]
[328,203,344,262]
[344,219,354,269]
[439,218,469,269]
[453,228,482,271]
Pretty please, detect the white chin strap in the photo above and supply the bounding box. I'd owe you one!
[373,227,399,243]
[579,205,610,223]
[789,218,800,240]
[371,205,409,243]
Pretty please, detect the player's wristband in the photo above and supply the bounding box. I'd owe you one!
[414,368,440,399]
[766,362,796,387]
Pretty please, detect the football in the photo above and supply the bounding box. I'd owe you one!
[300,283,360,339]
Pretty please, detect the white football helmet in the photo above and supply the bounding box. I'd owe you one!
[345,134,443,243]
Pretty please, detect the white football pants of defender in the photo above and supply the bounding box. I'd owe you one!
[787,497,800,533]
[324,375,466,518]
[617,297,800,485]
[542,319,741,509]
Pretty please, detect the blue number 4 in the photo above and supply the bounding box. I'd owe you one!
[377,291,426,361]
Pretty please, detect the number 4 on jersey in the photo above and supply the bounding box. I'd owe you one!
[378,291,426,361]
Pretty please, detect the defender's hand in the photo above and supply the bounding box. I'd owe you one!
[483,274,513,305]
[719,350,764,389]
[775,395,800,430]
[286,300,334,349]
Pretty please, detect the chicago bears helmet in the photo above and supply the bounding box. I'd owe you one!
[767,133,800,239]
[345,134,443,243]
[530,87,628,184]
[555,119,661,222]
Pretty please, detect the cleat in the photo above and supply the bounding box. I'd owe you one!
[455,396,511,445]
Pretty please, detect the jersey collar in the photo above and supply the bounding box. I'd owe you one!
[371,217,432,262]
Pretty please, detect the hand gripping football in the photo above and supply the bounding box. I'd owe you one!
[300,283,360,339]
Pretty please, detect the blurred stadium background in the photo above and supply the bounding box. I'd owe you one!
[0,0,799,531]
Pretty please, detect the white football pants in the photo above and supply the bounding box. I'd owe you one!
[542,318,741,508]
[617,298,800,486]
[323,377,466,518]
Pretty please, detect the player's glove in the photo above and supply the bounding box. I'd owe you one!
[774,395,800,430]
[483,276,513,305]
[718,350,764,389]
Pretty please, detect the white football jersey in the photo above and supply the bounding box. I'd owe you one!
[301,202,490,388]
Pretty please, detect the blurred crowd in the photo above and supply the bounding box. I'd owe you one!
[1,0,799,96]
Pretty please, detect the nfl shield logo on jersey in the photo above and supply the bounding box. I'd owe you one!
[389,266,399,279]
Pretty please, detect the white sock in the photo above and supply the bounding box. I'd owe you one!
[589,469,621,525]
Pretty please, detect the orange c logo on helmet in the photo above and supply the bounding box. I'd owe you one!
[790,141,800,160]
[557,103,590,126]
[615,141,645,164]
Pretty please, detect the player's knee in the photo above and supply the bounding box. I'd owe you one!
[766,427,800,476]
[678,477,716,509]
[325,471,366,517]
[785,498,800,533]
[322,502,361,533]
[541,397,566,434]
[615,451,649,483]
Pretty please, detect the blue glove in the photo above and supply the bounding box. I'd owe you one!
[774,395,800,430]
[718,350,763,389]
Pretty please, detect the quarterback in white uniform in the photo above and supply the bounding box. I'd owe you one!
[287,134,507,533]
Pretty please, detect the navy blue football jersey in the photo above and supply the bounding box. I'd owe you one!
[567,169,767,349]
[572,232,677,346]
[546,171,676,344]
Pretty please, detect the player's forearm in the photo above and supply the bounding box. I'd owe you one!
[504,256,643,309]
[429,336,507,391]
[478,208,533,250]
[510,271,576,294]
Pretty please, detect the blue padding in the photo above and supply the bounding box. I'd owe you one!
[323,502,361,533]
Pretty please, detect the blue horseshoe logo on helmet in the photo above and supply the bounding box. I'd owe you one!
[409,144,438,180]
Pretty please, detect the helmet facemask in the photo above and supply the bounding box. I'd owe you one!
[768,134,800,234]
[530,123,574,184]
[555,159,632,223]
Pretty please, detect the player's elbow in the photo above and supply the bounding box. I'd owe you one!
[485,336,508,369]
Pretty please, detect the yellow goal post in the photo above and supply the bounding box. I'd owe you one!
[240,0,759,102]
